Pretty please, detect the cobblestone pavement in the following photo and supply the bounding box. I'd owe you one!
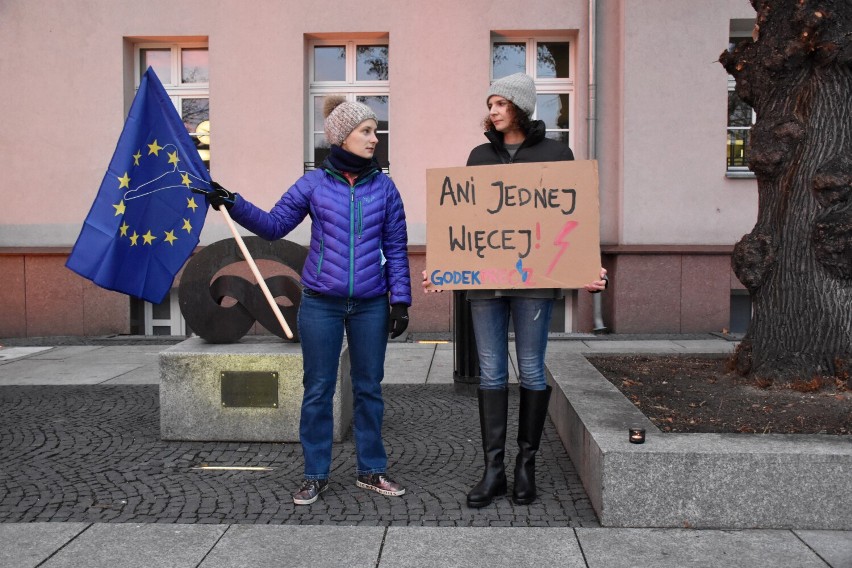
[0,384,598,527]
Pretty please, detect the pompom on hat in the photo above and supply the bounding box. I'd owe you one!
[323,96,378,146]
[487,72,536,117]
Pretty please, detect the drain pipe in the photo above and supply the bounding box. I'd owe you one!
[588,0,607,333]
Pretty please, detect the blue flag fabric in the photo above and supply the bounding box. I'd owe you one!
[66,67,212,304]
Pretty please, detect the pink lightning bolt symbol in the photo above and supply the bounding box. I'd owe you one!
[546,220,579,276]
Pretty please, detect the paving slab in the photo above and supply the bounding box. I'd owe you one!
[380,526,585,568]
[0,359,142,385]
[199,525,384,567]
[795,530,852,568]
[24,346,102,360]
[0,346,53,362]
[669,339,738,353]
[101,364,160,384]
[384,344,435,384]
[577,528,829,568]
[68,347,163,369]
[0,523,88,568]
[39,523,226,568]
[426,348,455,384]
[572,340,681,353]
[550,341,595,353]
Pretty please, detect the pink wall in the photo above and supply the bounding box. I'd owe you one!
[0,0,589,249]
[611,0,758,245]
[2,0,758,249]
[1,1,761,337]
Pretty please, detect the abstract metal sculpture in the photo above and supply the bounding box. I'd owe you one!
[178,237,307,343]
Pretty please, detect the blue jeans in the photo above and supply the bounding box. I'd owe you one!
[469,297,554,391]
[297,290,389,479]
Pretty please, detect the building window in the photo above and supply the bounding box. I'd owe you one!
[490,34,574,332]
[307,39,390,173]
[727,81,754,173]
[726,23,755,176]
[132,41,208,337]
[135,42,210,168]
[491,34,574,148]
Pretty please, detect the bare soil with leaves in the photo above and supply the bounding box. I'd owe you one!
[586,355,851,435]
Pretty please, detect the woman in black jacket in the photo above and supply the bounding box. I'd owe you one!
[463,73,607,508]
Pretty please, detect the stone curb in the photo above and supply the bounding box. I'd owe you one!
[546,349,852,529]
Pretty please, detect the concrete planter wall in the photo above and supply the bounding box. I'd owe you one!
[546,348,852,529]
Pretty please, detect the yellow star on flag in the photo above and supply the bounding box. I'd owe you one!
[187,197,199,212]
[181,172,192,188]
[164,230,178,245]
[119,222,130,237]
[182,218,193,233]
[142,230,157,245]
[132,150,142,166]
[129,232,139,246]
[117,172,131,189]
[148,139,163,156]
[113,200,126,216]
[168,151,180,166]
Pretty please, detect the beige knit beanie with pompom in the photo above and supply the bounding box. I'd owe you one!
[323,96,378,146]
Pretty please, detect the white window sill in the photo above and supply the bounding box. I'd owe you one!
[726,170,756,179]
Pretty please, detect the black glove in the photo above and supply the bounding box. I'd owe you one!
[388,304,409,339]
[206,181,237,210]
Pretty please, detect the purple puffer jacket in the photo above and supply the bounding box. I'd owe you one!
[228,167,412,306]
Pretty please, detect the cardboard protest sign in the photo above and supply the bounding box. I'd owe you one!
[425,160,600,290]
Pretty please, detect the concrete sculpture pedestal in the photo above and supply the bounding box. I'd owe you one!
[159,337,351,442]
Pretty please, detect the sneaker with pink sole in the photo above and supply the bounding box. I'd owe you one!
[356,473,405,496]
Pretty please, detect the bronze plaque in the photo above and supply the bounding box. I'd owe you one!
[220,371,279,408]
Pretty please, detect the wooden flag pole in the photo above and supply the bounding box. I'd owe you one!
[217,204,294,339]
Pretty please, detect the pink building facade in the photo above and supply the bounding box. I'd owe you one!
[0,0,758,338]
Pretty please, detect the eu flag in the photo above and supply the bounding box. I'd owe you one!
[66,67,211,304]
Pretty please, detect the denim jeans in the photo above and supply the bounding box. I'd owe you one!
[297,290,389,479]
[469,296,554,391]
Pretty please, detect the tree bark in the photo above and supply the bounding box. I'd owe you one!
[720,0,852,385]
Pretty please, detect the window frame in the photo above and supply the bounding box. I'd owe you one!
[133,42,210,163]
[131,41,209,337]
[726,31,756,178]
[489,33,575,333]
[306,38,390,171]
[490,34,575,149]
[134,42,209,91]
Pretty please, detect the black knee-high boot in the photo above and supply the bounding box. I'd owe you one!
[513,385,552,505]
[466,388,509,508]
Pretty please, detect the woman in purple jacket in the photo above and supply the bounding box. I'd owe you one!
[206,97,412,506]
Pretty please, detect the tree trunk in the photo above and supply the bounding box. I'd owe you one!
[720,0,852,385]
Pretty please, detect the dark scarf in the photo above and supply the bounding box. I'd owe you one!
[327,145,379,178]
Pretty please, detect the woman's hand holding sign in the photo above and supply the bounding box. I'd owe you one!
[584,267,609,293]
[421,270,442,293]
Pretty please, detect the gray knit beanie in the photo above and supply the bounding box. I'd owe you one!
[323,96,378,146]
[487,73,536,117]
